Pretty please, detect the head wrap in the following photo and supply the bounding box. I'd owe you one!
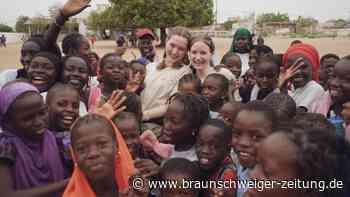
[63,116,135,197]
[230,28,253,53]
[283,43,320,81]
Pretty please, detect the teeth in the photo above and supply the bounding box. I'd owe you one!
[33,76,44,80]
[64,116,74,120]
[200,158,209,164]
[240,152,250,157]
[36,129,45,135]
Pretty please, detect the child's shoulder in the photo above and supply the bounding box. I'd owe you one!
[0,132,17,165]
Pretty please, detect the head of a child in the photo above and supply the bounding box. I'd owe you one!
[232,28,252,54]
[334,56,350,104]
[293,112,336,132]
[220,52,242,78]
[249,46,259,68]
[62,33,90,60]
[243,68,256,88]
[46,83,80,132]
[248,127,339,197]
[320,53,339,80]
[196,119,232,172]
[162,27,191,68]
[160,158,201,197]
[202,73,229,112]
[254,57,279,92]
[71,114,117,187]
[178,74,202,95]
[264,93,296,122]
[62,56,90,92]
[328,78,343,104]
[114,112,141,159]
[218,102,243,127]
[129,60,146,85]
[99,53,129,90]
[27,52,62,92]
[88,52,99,76]
[189,35,215,71]
[0,81,48,141]
[231,101,276,169]
[160,93,209,148]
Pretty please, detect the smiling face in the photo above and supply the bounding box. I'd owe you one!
[223,56,242,78]
[138,36,155,60]
[334,59,350,103]
[246,132,298,197]
[62,56,90,91]
[7,92,48,141]
[48,89,80,132]
[232,110,273,168]
[286,54,313,89]
[72,119,117,185]
[27,56,58,92]
[190,41,212,71]
[165,35,188,65]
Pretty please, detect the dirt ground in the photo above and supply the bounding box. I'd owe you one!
[0,37,349,71]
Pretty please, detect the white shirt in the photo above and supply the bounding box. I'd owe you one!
[170,145,198,162]
[0,69,18,88]
[237,53,250,76]
[289,80,325,111]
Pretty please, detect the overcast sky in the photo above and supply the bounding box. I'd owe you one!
[1,0,349,26]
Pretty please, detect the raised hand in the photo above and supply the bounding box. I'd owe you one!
[61,0,91,18]
[126,69,142,93]
[278,57,304,89]
[94,90,126,119]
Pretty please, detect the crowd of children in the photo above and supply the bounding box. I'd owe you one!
[0,0,350,197]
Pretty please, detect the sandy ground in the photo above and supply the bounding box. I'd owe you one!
[0,37,349,71]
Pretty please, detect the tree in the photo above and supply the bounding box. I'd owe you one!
[0,24,14,32]
[256,12,290,26]
[223,18,239,30]
[15,15,30,32]
[87,0,214,45]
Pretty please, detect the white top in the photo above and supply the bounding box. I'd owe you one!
[198,66,236,82]
[289,80,325,111]
[89,76,99,87]
[0,69,18,88]
[141,62,191,121]
[170,145,198,162]
[237,53,250,76]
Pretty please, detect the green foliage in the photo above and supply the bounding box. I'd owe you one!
[223,19,238,30]
[87,0,214,30]
[0,24,14,32]
[15,16,30,32]
[257,12,290,25]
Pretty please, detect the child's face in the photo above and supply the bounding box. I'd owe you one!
[62,57,89,91]
[244,69,256,88]
[322,57,338,79]
[179,82,199,95]
[196,125,229,171]
[160,100,192,145]
[48,90,80,132]
[334,60,350,103]
[255,62,278,91]
[249,49,258,67]
[161,173,199,197]
[130,62,146,84]
[27,56,57,92]
[88,53,98,75]
[78,38,91,59]
[20,41,41,68]
[165,35,188,64]
[190,41,212,70]
[72,120,116,185]
[224,56,242,78]
[232,110,272,168]
[286,55,313,89]
[247,133,298,197]
[218,103,236,127]
[117,118,141,159]
[328,78,343,104]
[202,77,225,107]
[8,92,48,141]
[101,56,128,88]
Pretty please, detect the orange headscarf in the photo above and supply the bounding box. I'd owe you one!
[63,118,135,197]
[282,43,320,82]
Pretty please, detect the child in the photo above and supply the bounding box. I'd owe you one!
[46,83,80,171]
[62,32,91,60]
[231,101,277,197]
[281,43,325,112]
[126,60,146,94]
[26,51,62,93]
[88,53,129,111]
[239,57,280,103]
[159,93,209,161]
[320,53,340,81]
[220,52,242,79]
[189,35,236,82]
[0,81,67,196]
[178,73,202,95]
[64,114,142,197]
[88,52,100,87]
[334,56,350,104]
[218,101,243,127]
[293,112,336,133]
[264,93,297,123]
[196,119,236,197]
[247,127,348,197]
[159,158,201,197]
[202,73,229,118]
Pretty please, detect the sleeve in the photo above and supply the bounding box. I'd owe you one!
[0,134,16,165]
[298,84,325,111]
